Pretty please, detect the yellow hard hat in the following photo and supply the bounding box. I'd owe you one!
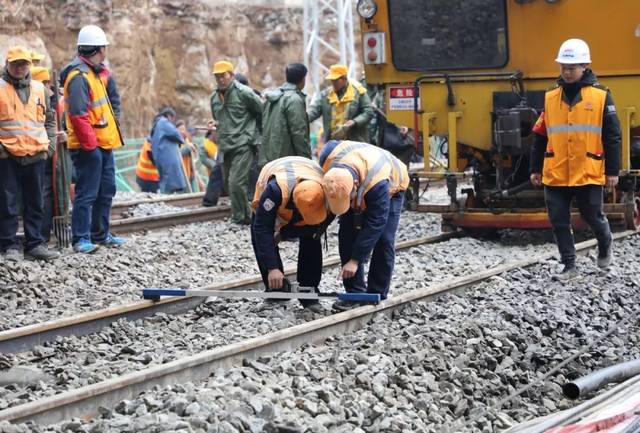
[322,168,354,216]
[6,46,32,63]
[292,180,327,225]
[213,60,234,74]
[30,66,50,82]
[325,64,348,81]
[31,51,45,62]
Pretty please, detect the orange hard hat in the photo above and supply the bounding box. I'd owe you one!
[325,64,348,80]
[322,168,354,215]
[213,60,234,74]
[30,66,50,82]
[6,46,32,63]
[292,180,327,225]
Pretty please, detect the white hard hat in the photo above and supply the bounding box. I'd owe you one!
[555,38,590,64]
[77,25,109,46]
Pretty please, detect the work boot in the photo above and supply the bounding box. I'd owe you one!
[300,299,324,313]
[552,264,579,282]
[24,245,60,261]
[2,248,22,262]
[97,233,126,247]
[597,238,614,269]
[332,299,362,312]
[73,239,99,254]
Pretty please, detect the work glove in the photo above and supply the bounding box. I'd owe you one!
[330,124,348,140]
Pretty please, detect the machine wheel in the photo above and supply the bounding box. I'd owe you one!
[624,193,640,230]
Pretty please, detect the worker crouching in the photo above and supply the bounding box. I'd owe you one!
[251,157,330,311]
[319,140,408,310]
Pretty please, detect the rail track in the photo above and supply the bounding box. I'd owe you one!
[110,192,205,220]
[0,229,636,426]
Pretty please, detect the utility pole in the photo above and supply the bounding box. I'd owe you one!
[303,0,357,99]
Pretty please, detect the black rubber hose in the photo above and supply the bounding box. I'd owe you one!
[563,359,640,400]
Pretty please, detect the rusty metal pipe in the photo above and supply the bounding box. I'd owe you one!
[563,359,640,400]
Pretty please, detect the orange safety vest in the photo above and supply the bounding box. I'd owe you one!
[181,138,194,181]
[0,78,49,157]
[542,85,607,186]
[321,140,409,210]
[203,137,218,176]
[63,67,123,150]
[252,156,325,226]
[135,138,160,182]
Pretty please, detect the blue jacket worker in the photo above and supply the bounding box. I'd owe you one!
[251,156,330,310]
[319,140,409,310]
[150,107,187,194]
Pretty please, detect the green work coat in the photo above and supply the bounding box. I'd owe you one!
[260,82,310,165]
[307,80,374,144]
[210,80,263,155]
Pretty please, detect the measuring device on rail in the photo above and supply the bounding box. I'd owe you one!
[142,283,381,304]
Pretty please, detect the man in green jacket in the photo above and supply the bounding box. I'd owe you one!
[307,64,374,144]
[210,61,263,224]
[260,63,310,166]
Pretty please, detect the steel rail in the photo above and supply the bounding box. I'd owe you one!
[109,205,231,234]
[111,192,205,212]
[1,229,636,426]
[0,232,459,354]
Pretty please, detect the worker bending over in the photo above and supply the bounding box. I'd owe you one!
[251,156,330,310]
[319,140,408,310]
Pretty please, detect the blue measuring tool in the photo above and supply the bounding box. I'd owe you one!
[142,287,380,304]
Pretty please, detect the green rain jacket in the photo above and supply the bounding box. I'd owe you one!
[260,82,310,165]
[210,80,263,155]
[307,79,374,144]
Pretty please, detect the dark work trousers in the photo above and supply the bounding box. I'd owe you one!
[0,157,46,251]
[338,192,404,300]
[250,217,323,290]
[203,163,223,207]
[136,177,159,193]
[41,158,54,242]
[70,148,116,244]
[544,184,612,266]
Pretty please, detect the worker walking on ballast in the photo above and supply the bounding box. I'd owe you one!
[251,156,330,310]
[319,140,408,310]
[530,38,620,281]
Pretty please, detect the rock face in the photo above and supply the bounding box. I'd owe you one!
[0,0,307,137]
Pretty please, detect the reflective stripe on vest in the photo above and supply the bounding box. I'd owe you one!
[64,68,124,151]
[542,85,608,187]
[0,78,49,157]
[135,139,160,181]
[324,141,409,209]
[252,156,325,226]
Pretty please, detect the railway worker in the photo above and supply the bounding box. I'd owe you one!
[530,38,620,281]
[134,137,160,193]
[30,51,45,66]
[0,46,60,261]
[251,156,330,310]
[307,64,374,144]
[176,120,201,192]
[201,122,223,207]
[210,61,263,225]
[149,107,187,194]
[319,140,409,310]
[61,24,125,254]
[260,63,311,164]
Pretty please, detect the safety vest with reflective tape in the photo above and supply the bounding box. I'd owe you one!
[322,140,409,210]
[543,85,607,186]
[0,78,49,157]
[63,68,123,150]
[252,156,325,227]
[135,138,159,181]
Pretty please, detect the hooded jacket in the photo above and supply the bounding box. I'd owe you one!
[260,82,310,166]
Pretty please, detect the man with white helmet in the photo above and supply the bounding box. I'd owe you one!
[530,38,621,281]
[60,24,125,254]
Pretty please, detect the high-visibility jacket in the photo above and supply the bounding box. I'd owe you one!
[135,138,160,182]
[252,156,325,226]
[0,78,49,157]
[542,85,607,186]
[63,68,123,150]
[321,140,409,210]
